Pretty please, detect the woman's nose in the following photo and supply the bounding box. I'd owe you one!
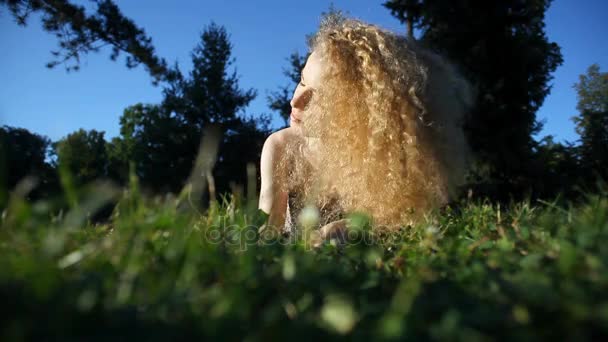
[290,87,312,109]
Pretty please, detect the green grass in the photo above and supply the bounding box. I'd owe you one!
[1,180,608,341]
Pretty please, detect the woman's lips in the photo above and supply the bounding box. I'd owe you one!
[290,112,302,123]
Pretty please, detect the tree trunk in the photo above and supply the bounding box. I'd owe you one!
[406,17,414,39]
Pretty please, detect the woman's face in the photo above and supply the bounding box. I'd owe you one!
[290,52,323,128]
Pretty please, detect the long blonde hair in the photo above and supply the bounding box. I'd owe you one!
[283,15,472,229]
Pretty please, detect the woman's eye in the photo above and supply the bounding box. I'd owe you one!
[299,81,306,87]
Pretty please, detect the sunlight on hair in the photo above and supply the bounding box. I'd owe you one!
[281,14,473,229]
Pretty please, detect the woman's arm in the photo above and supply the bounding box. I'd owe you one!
[312,219,349,247]
[259,130,289,230]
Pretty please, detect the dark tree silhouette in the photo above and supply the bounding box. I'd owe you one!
[0,125,57,202]
[528,135,581,200]
[163,23,257,128]
[162,23,267,196]
[114,23,269,197]
[572,64,608,182]
[384,0,423,38]
[384,0,563,200]
[113,103,194,193]
[0,0,177,84]
[53,128,108,186]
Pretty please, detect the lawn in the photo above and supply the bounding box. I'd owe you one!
[1,180,607,340]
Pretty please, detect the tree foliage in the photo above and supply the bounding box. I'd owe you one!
[3,13,268,199]
[384,0,423,37]
[528,136,580,199]
[53,128,109,186]
[572,64,608,182]
[0,0,177,84]
[158,23,257,131]
[114,103,194,193]
[574,64,608,114]
[384,0,563,199]
[0,125,56,202]
[113,23,269,196]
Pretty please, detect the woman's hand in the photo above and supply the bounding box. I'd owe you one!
[312,219,349,248]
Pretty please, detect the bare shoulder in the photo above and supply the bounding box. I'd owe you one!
[263,127,301,152]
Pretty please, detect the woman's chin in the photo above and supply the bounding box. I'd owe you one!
[289,120,303,129]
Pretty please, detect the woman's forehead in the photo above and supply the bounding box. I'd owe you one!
[303,52,323,86]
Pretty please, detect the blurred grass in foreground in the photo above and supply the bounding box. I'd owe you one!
[1,176,608,341]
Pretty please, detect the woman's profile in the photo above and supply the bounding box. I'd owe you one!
[259,14,472,238]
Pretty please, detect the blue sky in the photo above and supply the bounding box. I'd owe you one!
[1,0,607,143]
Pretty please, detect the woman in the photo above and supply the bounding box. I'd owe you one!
[259,15,472,237]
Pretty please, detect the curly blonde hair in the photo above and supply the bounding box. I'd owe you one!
[283,15,472,229]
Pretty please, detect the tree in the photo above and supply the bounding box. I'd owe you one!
[574,64,608,114]
[163,23,257,128]
[105,137,129,185]
[528,135,580,199]
[114,103,194,193]
[115,23,268,196]
[53,128,108,186]
[267,52,307,126]
[162,23,266,196]
[0,125,57,201]
[0,0,177,84]
[384,0,423,38]
[572,64,608,182]
[384,0,563,200]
